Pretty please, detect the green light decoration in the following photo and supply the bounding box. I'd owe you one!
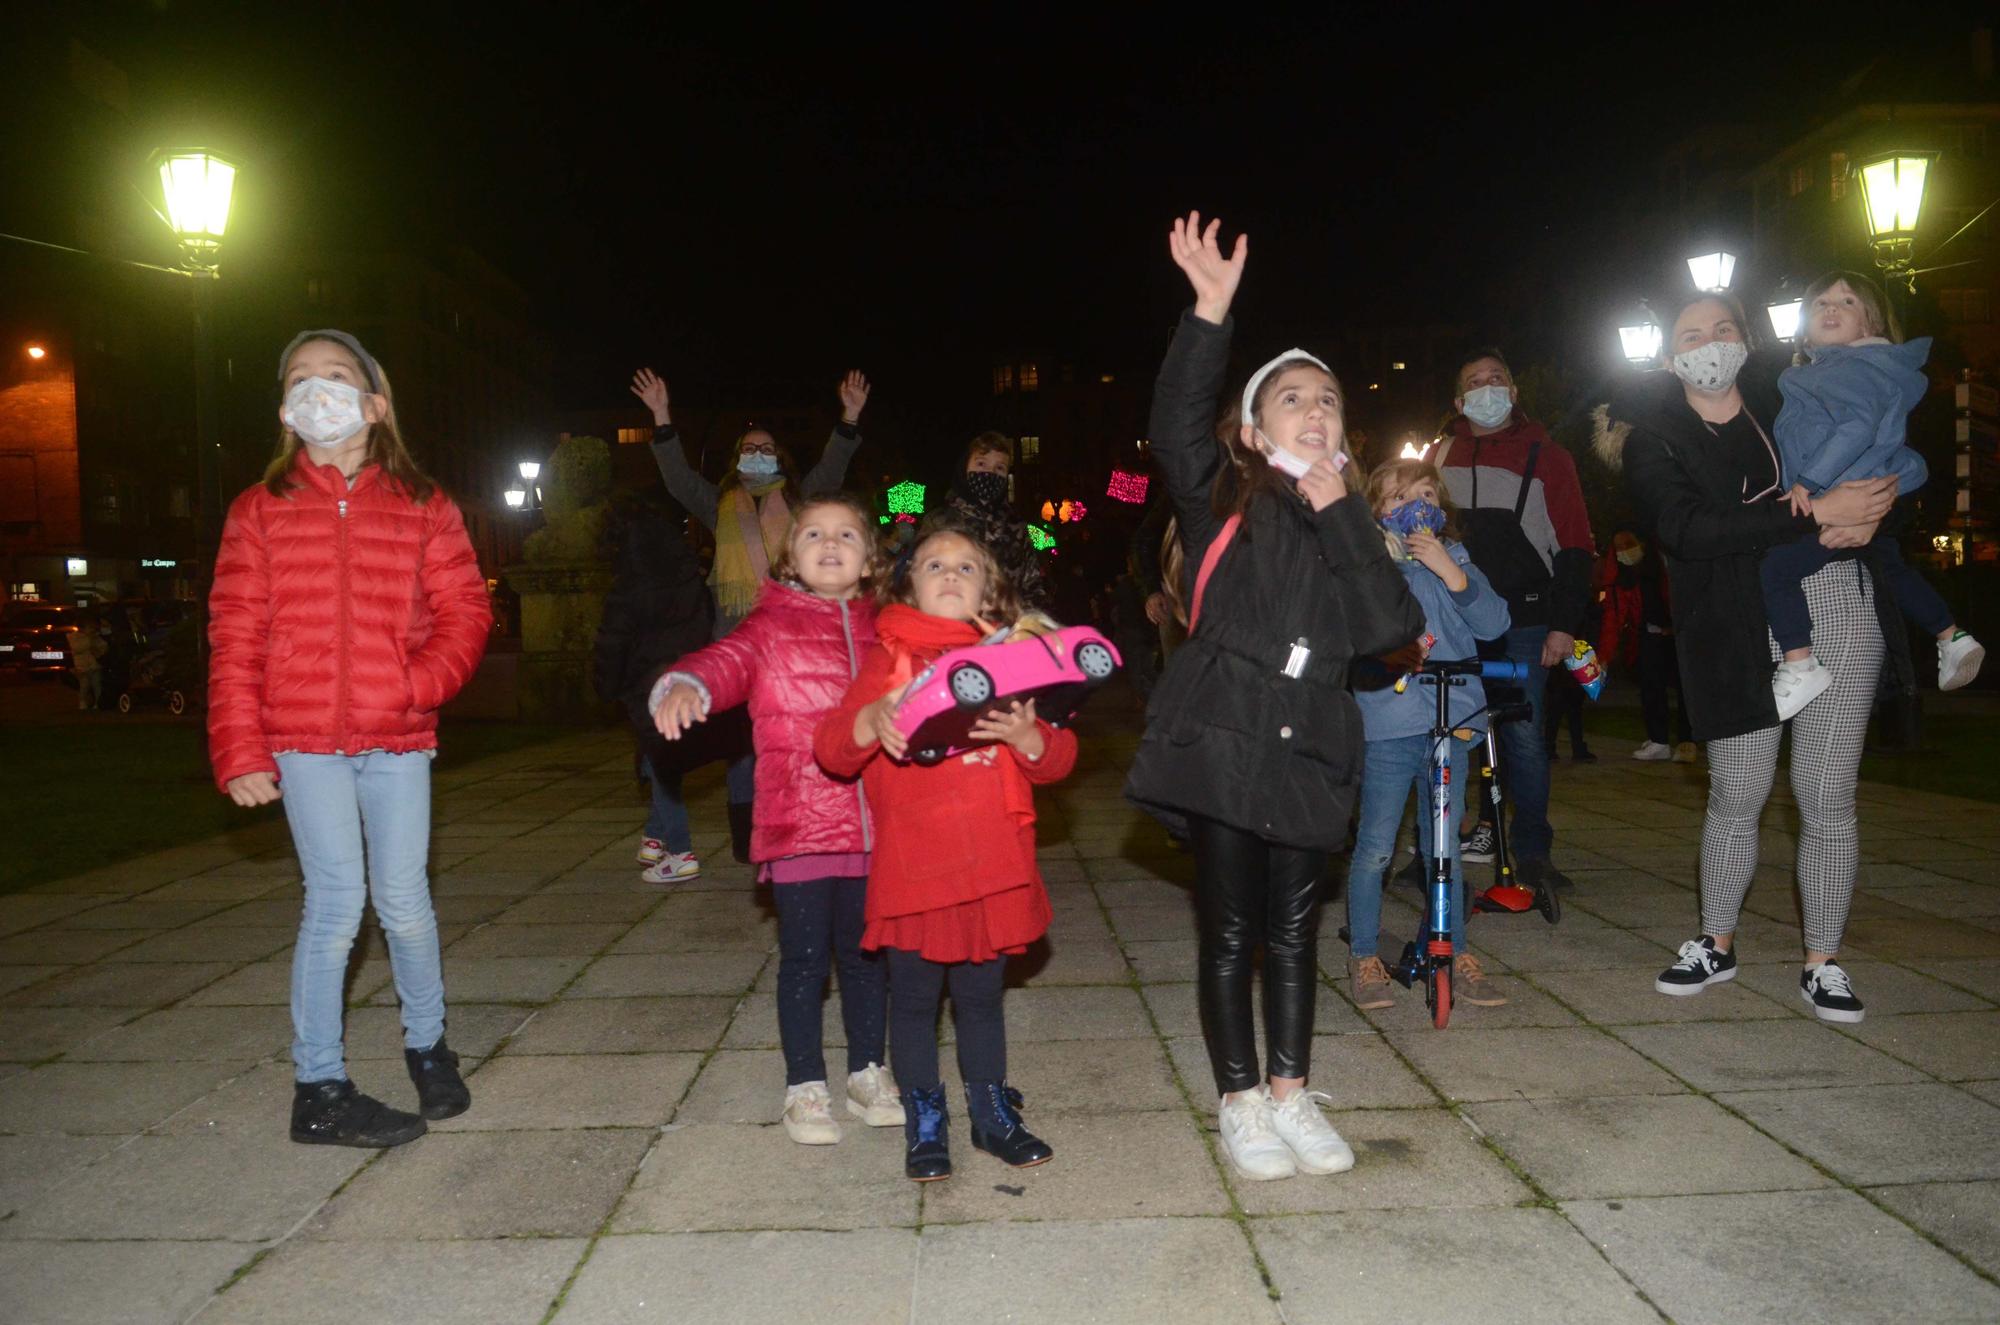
[886,480,926,515]
[1026,524,1056,551]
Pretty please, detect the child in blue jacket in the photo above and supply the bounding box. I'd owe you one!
[1346,459,1511,1012]
[1766,270,1982,719]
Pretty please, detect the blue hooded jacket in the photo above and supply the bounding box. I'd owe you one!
[1355,538,1511,742]
[1774,337,1931,496]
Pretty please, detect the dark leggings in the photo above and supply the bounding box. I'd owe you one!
[1188,814,1328,1095]
[884,948,1008,1092]
[773,877,887,1086]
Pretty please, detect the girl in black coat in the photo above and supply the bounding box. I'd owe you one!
[1597,291,1901,1023]
[1125,213,1425,1183]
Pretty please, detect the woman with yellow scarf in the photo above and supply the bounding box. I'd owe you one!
[631,366,871,858]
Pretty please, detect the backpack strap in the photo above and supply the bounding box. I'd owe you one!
[1512,441,1542,521]
[1187,514,1242,633]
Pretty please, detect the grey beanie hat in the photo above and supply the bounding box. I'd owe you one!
[277,328,383,393]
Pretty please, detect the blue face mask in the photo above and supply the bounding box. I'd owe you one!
[1381,498,1446,539]
[737,452,779,478]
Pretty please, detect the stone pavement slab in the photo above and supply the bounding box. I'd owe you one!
[1613,1018,1928,1092]
[203,1238,584,1325]
[1565,1189,2000,1323]
[1388,1025,1686,1103]
[1868,1180,2000,1278]
[0,1241,253,1325]
[611,1123,917,1232]
[1718,1082,2000,1184]
[919,1110,1228,1224]
[557,1229,915,1324]
[1228,1105,1530,1215]
[1254,1207,1660,1324]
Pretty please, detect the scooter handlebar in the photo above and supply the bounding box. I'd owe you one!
[1415,658,1529,681]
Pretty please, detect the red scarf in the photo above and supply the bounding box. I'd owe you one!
[875,604,981,690]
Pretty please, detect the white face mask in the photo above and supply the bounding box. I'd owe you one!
[737,452,779,477]
[1255,430,1347,481]
[282,377,368,448]
[1461,384,1514,429]
[1670,339,1748,393]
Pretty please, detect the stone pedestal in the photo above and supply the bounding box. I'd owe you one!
[504,563,615,724]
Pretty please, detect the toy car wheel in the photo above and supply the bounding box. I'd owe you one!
[912,746,947,767]
[168,690,187,716]
[116,692,133,714]
[1076,641,1115,681]
[948,663,994,709]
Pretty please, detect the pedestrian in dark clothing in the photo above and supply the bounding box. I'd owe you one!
[1597,529,1693,761]
[1125,213,1424,1185]
[937,432,1048,613]
[1109,562,1158,702]
[593,491,716,883]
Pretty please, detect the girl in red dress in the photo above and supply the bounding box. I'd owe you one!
[816,519,1077,1182]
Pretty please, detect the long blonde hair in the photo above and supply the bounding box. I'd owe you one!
[263,338,436,503]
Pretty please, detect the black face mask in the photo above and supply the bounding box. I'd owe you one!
[955,469,1009,510]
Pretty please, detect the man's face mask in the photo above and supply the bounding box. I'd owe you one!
[282,377,368,449]
[1460,384,1514,430]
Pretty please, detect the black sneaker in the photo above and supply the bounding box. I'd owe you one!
[1655,936,1738,996]
[290,1078,427,1148]
[1801,961,1865,1023]
[1460,824,1497,863]
[405,1037,471,1120]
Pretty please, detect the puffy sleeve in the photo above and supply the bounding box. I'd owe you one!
[406,495,493,713]
[206,489,275,791]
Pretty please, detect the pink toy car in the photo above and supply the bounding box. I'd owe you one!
[893,624,1122,765]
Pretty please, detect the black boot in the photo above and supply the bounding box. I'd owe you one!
[405,1037,471,1120]
[727,802,754,864]
[902,1086,951,1182]
[965,1080,1054,1168]
[290,1078,427,1148]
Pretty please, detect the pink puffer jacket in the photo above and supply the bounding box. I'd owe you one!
[661,580,875,864]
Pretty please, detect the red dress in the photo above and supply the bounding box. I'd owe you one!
[815,605,1077,963]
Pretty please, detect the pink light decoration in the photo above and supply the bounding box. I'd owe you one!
[1106,470,1149,504]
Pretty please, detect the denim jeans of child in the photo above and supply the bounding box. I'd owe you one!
[1346,732,1471,958]
[276,751,444,1083]
[642,763,692,853]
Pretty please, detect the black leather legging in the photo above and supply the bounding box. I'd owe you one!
[1189,815,1329,1095]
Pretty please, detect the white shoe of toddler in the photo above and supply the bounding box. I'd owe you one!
[1772,658,1832,722]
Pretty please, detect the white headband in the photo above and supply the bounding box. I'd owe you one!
[1240,348,1332,427]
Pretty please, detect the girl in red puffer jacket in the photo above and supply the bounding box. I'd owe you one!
[650,492,900,1146]
[208,329,491,1151]
[816,516,1077,1184]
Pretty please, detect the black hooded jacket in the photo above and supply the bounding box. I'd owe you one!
[1124,312,1425,849]
[593,504,714,731]
[1596,355,1911,744]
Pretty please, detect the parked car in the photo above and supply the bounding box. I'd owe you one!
[0,604,79,675]
[892,623,1121,766]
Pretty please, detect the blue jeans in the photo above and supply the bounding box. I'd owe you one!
[1487,625,1553,861]
[276,751,445,1083]
[1347,733,1471,958]
[642,762,692,853]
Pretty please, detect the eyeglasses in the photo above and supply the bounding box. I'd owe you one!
[739,442,777,455]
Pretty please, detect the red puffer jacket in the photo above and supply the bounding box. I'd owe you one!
[207,457,492,792]
[661,580,876,864]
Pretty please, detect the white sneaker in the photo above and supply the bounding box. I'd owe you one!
[846,1062,905,1127]
[636,837,667,865]
[1268,1088,1356,1175]
[1939,632,1985,692]
[641,852,701,885]
[782,1081,841,1144]
[1217,1088,1296,1181]
[1772,659,1832,722]
[1631,741,1673,761]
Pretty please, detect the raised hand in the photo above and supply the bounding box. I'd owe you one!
[652,682,708,740]
[838,370,871,424]
[1167,211,1247,326]
[630,368,671,426]
[969,698,1046,760]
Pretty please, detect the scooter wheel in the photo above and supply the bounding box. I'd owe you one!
[1536,880,1561,926]
[1431,965,1452,1029]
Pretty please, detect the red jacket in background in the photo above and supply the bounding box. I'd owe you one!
[815,604,1076,960]
[207,457,492,791]
[659,580,876,864]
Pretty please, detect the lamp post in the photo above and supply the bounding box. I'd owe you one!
[153,149,238,603]
[1686,251,1737,294]
[1853,150,1934,293]
[1617,304,1663,368]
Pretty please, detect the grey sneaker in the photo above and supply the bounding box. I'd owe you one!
[1349,955,1394,1011]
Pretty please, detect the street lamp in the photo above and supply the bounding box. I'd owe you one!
[1617,305,1663,367]
[154,150,238,274]
[1854,150,1934,290]
[504,488,527,510]
[1765,280,1805,343]
[517,460,541,482]
[1686,251,1737,293]
[25,344,46,361]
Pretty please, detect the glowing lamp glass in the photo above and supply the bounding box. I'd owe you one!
[518,461,541,481]
[66,558,88,576]
[503,488,526,509]
[157,152,237,242]
[1618,320,1663,367]
[1766,297,1804,342]
[1686,252,1737,293]
[1857,154,1929,241]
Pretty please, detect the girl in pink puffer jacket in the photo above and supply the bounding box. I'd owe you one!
[649,492,903,1147]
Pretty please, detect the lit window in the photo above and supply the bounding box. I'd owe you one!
[1019,435,1041,462]
[993,365,1013,394]
[1391,361,1407,371]
[1786,160,1811,198]
[1099,373,1115,383]
[1019,362,1040,391]
[616,426,655,446]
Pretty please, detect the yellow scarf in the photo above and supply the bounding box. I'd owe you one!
[711,479,791,617]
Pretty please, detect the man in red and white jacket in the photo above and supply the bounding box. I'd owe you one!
[1435,348,1597,894]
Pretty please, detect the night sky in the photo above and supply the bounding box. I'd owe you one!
[2,6,1934,411]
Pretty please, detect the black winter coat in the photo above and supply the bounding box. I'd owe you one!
[593,508,714,732]
[1125,313,1426,850]
[1598,358,1909,744]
